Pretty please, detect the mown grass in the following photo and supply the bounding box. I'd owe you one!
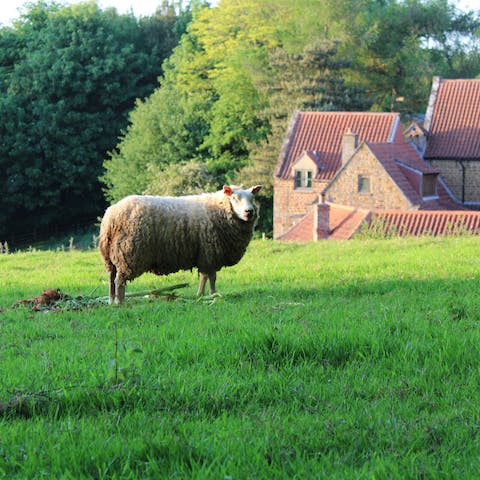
[1,237,480,478]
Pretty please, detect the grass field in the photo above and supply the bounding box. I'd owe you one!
[1,237,480,478]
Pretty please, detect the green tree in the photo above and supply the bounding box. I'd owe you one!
[329,0,480,113]
[0,0,189,243]
[102,0,480,235]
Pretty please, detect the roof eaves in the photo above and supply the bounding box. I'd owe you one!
[389,114,401,143]
[395,159,439,175]
[394,159,423,175]
[275,110,301,178]
[424,156,480,161]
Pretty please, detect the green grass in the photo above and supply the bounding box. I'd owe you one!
[1,237,480,478]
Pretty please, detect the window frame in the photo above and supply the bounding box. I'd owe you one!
[357,174,371,194]
[294,169,313,189]
[422,173,438,199]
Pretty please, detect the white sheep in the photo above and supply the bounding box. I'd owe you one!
[99,185,262,304]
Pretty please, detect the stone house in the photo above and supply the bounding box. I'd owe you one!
[413,77,480,206]
[322,140,456,211]
[274,111,405,238]
[273,81,480,240]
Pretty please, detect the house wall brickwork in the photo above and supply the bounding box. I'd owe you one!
[324,144,414,210]
[429,159,480,204]
[273,177,328,238]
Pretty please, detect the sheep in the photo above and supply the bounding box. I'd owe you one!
[99,185,262,304]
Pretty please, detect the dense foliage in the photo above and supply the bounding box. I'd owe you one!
[1,0,479,242]
[102,0,480,233]
[0,0,191,244]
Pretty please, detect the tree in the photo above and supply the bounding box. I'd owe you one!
[0,0,189,243]
[328,0,480,113]
[102,0,480,235]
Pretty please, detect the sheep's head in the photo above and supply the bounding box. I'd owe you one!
[224,185,262,223]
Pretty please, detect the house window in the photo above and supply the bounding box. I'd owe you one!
[422,174,437,198]
[358,175,370,193]
[294,170,313,189]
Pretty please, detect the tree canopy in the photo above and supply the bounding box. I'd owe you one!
[0,0,190,243]
[102,0,480,232]
[1,0,479,241]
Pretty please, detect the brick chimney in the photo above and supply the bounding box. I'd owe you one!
[313,202,330,240]
[341,129,359,166]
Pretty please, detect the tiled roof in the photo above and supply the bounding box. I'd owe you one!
[424,78,480,159]
[276,111,402,180]
[366,142,441,206]
[368,142,438,174]
[367,142,421,206]
[278,209,315,242]
[278,201,476,241]
[329,205,371,240]
[357,141,458,210]
[369,210,480,237]
[278,204,370,241]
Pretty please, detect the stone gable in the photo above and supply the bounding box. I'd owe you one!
[323,143,414,210]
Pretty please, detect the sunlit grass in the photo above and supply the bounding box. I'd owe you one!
[1,237,480,478]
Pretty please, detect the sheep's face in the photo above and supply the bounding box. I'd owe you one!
[224,185,262,222]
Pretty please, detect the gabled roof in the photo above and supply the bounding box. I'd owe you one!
[369,142,461,209]
[276,111,403,180]
[323,141,459,210]
[424,78,480,159]
[292,150,323,170]
[404,121,427,138]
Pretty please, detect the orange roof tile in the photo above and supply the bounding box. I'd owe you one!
[277,209,315,242]
[369,210,480,237]
[368,142,438,174]
[278,204,370,241]
[276,111,402,180]
[424,79,480,159]
[329,204,371,240]
[278,202,478,241]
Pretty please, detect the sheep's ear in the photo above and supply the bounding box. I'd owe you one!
[223,185,233,196]
[251,185,262,195]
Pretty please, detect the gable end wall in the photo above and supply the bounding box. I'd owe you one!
[324,145,413,210]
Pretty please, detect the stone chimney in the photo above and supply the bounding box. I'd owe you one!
[313,202,330,240]
[341,129,359,166]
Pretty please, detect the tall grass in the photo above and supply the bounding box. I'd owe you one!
[1,238,480,478]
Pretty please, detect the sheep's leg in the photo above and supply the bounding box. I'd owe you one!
[197,273,208,297]
[108,267,117,305]
[115,272,126,304]
[208,272,216,295]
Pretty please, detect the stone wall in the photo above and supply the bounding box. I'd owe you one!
[273,177,328,238]
[324,145,414,210]
[429,159,480,204]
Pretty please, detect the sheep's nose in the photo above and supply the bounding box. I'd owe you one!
[245,209,254,218]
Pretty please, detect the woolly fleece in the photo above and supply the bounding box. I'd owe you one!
[99,186,261,302]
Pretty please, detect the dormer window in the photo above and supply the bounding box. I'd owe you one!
[295,170,313,188]
[422,173,438,198]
